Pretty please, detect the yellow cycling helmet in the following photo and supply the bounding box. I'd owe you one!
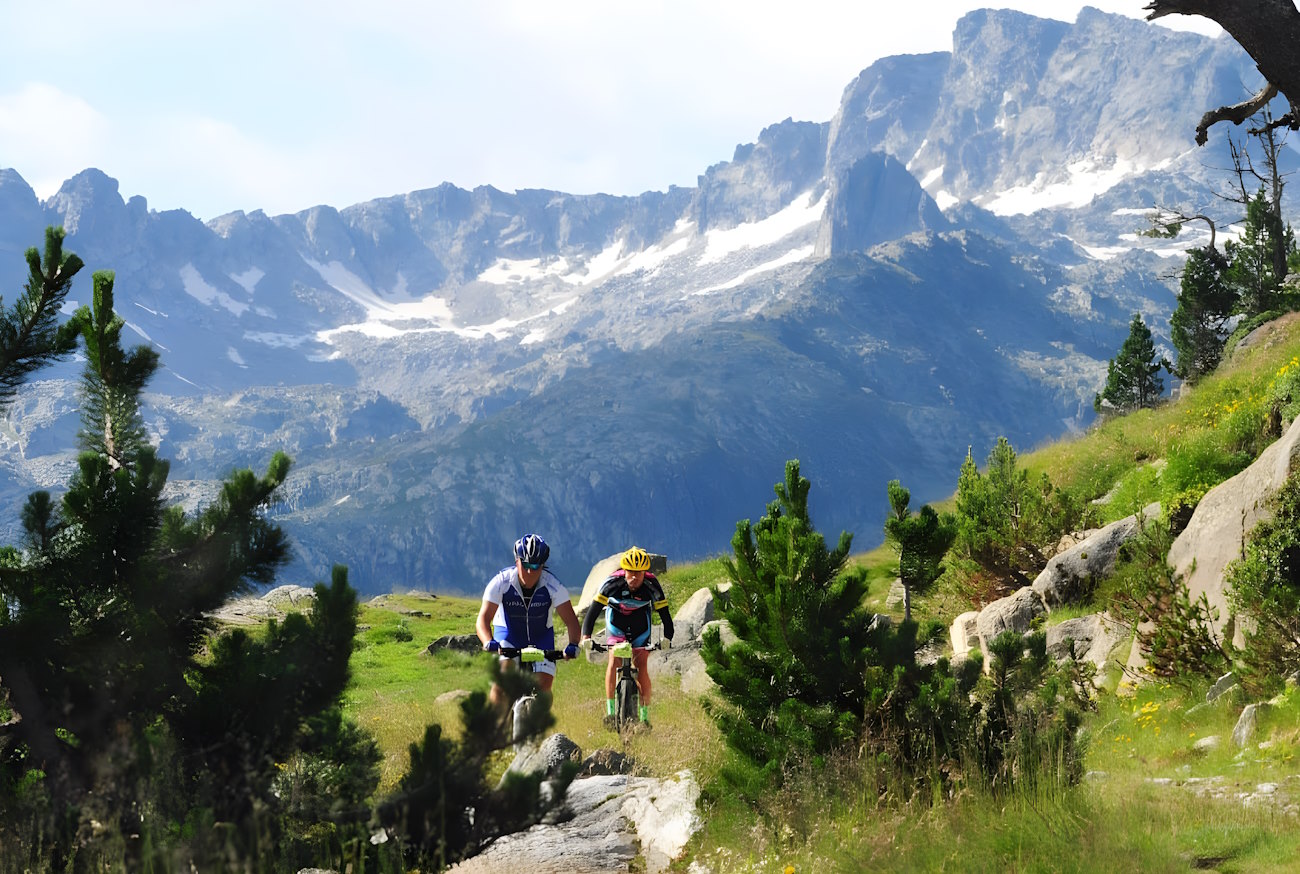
[620,546,652,572]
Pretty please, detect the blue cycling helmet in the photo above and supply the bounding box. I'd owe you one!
[514,533,550,565]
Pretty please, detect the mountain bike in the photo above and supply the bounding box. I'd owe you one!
[495,645,564,743]
[589,640,662,731]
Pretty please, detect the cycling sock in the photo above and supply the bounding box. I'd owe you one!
[606,698,615,716]
[638,704,650,723]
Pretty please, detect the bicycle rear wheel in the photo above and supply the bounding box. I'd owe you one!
[615,673,638,729]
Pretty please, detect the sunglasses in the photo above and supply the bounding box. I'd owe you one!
[520,561,543,570]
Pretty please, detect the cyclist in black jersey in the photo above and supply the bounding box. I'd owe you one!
[580,546,673,726]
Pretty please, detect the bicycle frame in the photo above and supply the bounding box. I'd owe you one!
[591,640,659,730]
[493,646,563,742]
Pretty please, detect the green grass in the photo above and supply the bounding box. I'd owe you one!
[343,594,487,786]
[852,542,900,613]
[660,555,731,613]
[342,588,726,790]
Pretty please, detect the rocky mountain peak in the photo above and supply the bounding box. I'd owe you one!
[0,10,1285,594]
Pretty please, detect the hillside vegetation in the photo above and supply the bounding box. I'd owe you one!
[342,313,1300,872]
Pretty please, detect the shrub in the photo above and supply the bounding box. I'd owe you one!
[1227,471,1300,697]
[952,437,1086,591]
[1107,513,1229,685]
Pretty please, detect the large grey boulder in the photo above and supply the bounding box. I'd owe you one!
[1167,416,1300,647]
[427,634,481,654]
[447,770,701,874]
[576,555,623,618]
[951,610,980,658]
[1031,504,1158,607]
[1045,613,1130,672]
[651,645,714,696]
[505,733,581,782]
[1207,672,1238,703]
[647,617,738,695]
[673,586,728,642]
[1232,703,1269,748]
[207,584,317,626]
[975,586,1047,649]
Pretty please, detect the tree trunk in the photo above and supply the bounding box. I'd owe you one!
[1146,0,1300,142]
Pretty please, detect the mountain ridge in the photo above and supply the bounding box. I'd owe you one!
[0,8,1287,593]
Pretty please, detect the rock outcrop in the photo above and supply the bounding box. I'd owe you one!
[1167,416,1300,648]
[1031,504,1159,607]
[446,770,700,874]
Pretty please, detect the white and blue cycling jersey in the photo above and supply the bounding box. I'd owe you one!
[483,566,571,649]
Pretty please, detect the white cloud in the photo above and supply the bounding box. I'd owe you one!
[0,84,109,198]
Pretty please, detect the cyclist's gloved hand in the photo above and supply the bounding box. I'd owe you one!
[484,639,501,653]
[564,643,578,660]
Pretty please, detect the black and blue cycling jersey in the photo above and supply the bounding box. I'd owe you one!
[580,569,674,646]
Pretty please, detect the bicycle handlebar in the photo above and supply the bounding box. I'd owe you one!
[494,645,566,662]
[587,640,663,655]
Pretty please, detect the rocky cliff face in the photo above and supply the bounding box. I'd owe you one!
[0,10,1288,593]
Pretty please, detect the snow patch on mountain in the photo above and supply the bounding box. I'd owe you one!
[304,257,537,344]
[700,191,826,264]
[477,256,574,285]
[315,286,556,345]
[615,223,695,277]
[919,166,944,188]
[565,238,633,284]
[231,267,264,295]
[126,322,154,343]
[983,155,1169,215]
[179,264,249,316]
[691,246,816,296]
[304,258,388,310]
[244,331,309,349]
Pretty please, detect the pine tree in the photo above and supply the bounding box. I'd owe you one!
[1226,187,1288,317]
[68,270,159,467]
[1094,313,1164,415]
[1170,246,1234,383]
[0,226,83,406]
[954,438,1033,586]
[700,460,874,773]
[0,233,369,866]
[884,480,956,622]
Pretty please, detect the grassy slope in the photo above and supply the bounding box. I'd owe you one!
[344,315,1300,871]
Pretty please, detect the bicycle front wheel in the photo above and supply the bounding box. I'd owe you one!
[615,674,638,729]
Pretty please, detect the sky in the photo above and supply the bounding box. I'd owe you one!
[0,1,1223,222]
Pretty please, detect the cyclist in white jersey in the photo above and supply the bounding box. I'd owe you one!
[475,534,580,707]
